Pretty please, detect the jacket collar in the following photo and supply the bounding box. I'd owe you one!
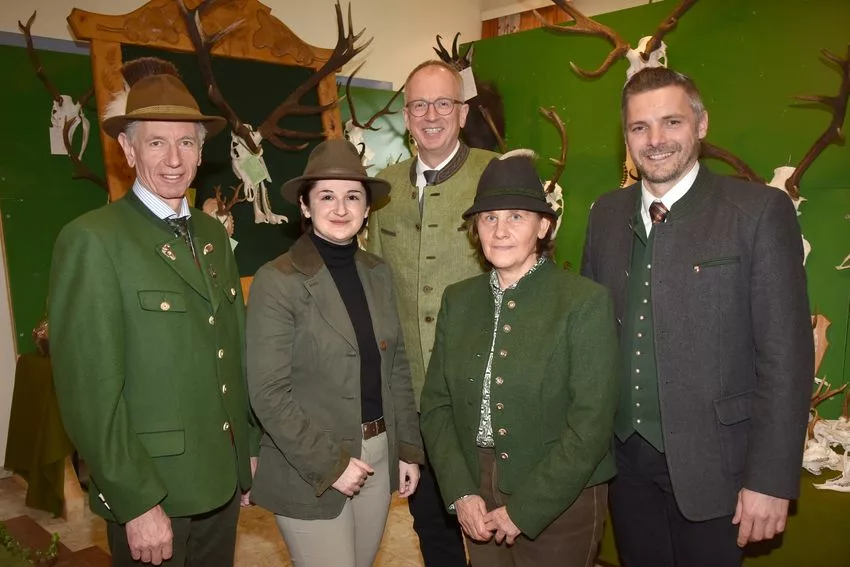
[407,141,471,185]
[289,232,380,277]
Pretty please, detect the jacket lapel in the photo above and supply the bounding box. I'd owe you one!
[155,236,210,301]
[291,235,358,350]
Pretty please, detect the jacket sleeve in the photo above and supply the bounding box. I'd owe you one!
[506,288,619,539]
[246,265,349,496]
[385,268,424,465]
[49,223,167,523]
[744,190,813,499]
[420,290,480,510]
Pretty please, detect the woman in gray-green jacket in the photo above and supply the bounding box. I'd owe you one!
[246,140,424,567]
[420,154,619,566]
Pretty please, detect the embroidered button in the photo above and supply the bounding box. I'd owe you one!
[223,422,230,431]
[498,428,507,437]
[495,402,504,411]
[160,301,171,311]
[499,349,508,358]
[507,300,516,309]
[503,324,512,333]
[218,349,225,359]
[425,316,434,323]
[209,316,215,325]
[203,243,214,255]
[222,384,228,394]
[495,376,504,385]
[379,340,388,351]
[500,452,509,460]
[693,265,701,273]
[230,288,237,297]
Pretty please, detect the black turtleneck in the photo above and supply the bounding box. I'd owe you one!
[310,232,383,423]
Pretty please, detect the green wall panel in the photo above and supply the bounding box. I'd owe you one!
[471,0,850,418]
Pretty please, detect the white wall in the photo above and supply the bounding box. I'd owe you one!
[481,0,653,20]
[0,0,484,88]
[0,213,18,477]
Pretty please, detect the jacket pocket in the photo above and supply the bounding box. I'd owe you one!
[137,429,185,457]
[693,256,741,272]
[713,391,752,477]
[138,290,187,313]
[380,228,397,237]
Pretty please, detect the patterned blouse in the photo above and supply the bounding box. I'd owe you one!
[475,256,547,447]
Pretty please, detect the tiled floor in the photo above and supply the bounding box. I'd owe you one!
[0,475,425,566]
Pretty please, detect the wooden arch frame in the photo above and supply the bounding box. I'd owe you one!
[68,0,343,201]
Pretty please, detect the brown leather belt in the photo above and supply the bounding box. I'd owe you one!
[361,416,386,440]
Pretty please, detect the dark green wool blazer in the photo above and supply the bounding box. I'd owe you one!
[420,260,618,539]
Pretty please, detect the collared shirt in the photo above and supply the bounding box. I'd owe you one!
[415,141,461,199]
[639,161,699,235]
[476,255,547,448]
[132,179,192,220]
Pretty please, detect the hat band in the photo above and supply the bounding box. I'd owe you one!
[480,187,547,202]
[125,104,203,118]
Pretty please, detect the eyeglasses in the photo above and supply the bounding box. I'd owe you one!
[405,98,463,117]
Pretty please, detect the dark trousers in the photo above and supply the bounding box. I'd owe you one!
[107,490,241,567]
[408,442,468,567]
[468,448,606,567]
[609,434,743,567]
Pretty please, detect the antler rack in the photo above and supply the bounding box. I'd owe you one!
[534,0,698,78]
[180,0,371,152]
[785,45,850,200]
[213,184,246,216]
[540,106,568,193]
[344,63,403,132]
[18,11,107,192]
[699,141,765,184]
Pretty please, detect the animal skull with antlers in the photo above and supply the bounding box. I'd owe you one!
[178,0,370,225]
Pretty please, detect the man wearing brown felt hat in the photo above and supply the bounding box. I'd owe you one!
[49,57,260,567]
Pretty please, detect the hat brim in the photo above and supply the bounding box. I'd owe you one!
[101,113,228,139]
[280,170,391,205]
[462,194,556,219]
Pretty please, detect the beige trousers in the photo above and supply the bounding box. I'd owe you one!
[275,432,391,567]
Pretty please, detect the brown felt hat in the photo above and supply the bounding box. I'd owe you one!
[101,73,227,139]
[280,139,391,204]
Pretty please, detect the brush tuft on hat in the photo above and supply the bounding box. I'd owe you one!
[121,57,180,87]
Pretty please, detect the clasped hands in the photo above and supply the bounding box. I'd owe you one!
[455,495,522,545]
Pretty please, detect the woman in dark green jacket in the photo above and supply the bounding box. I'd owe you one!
[420,154,619,566]
[246,140,424,567]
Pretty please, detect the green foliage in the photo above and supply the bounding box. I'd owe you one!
[0,522,60,565]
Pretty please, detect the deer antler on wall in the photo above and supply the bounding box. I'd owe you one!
[534,0,697,79]
[785,45,850,200]
[179,0,370,225]
[433,33,505,152]
[18,11,107,193]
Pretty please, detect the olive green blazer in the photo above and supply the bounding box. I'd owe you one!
[49,191,259,523]
[246,234,424,520]
[420,260,619,539]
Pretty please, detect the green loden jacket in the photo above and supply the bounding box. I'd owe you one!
[420,260,619,539]
[49,190,260,523]
[245,234,424,520]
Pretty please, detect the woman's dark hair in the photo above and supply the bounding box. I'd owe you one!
[466,211,557,269]
[297,179,373,233]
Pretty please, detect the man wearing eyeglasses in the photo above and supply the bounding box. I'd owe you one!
[367,60,498,566]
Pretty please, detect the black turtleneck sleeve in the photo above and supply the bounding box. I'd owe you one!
[310,232,383,422]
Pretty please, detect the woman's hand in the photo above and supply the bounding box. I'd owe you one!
[455,495,494,542]
[332,457,374,496]
[398,461,420,498]
[484,506,522,545]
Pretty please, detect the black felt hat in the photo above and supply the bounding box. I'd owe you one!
[462,154,555,219]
